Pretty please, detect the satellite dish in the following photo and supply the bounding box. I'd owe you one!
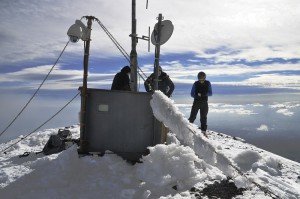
[151,20,174,45]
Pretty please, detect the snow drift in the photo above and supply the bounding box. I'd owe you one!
[0,91,300,199]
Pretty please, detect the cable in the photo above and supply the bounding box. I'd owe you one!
[96,19,130,61]
[1,92,80,154]
[95,19,148,81]
[138,70,140,90]
[137,67,148,81]
[0,41,70,139]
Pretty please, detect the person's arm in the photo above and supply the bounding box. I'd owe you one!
[144,75,153,92]
[190,83,196,98]
[123,74,131,91]
[124,80,131,91]
[207,81,212,96]
[166,76,175,97]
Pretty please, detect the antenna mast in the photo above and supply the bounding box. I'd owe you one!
[130,0,138,92]
[154,14,163,90]
[79,16,96,153]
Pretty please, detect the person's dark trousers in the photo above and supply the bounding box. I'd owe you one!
[188,100,209,131]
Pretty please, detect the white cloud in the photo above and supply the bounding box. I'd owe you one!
[0,0,133,64]
[269,102,300,109]
[175,103,256,115]
[174,104,191,108]
[147,61,300,89]
[1,61,299,91]
[0,65,82,82]
[198,46,300,63]
[276,109,294,116]
[209,103,256,115]
[0,65,114,90]
[1,0,300,92]
[162,62,300,77]
[251,103,264,107]
[269,101,300,116]
[210,108,256,115]
[257,124,269,132]
[1,0,300,64]
[213,73,300,90]
[243,74,300,89]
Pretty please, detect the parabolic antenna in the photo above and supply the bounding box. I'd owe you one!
[151,20,174,45]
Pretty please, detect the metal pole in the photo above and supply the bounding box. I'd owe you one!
[130,0,138,92]
[79,16,93,154]
[154,14,163,90]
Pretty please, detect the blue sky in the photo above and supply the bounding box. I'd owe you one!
[0,0,300,139]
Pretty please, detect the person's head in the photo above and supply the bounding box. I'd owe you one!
[121,66,131,75]
[197,71,206,83]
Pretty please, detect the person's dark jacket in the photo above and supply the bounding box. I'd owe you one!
[190,80,212,101]
[144,72,174,97]
[111,67,131,91]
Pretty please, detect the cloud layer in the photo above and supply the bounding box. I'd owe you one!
[1,0,300,64]
[0,0,299,92]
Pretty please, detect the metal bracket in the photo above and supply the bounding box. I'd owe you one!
[129,27,151,52]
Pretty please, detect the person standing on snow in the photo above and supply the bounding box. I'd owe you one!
[188,71,212,136]
[144,66,174,97]
[111,66,131,91]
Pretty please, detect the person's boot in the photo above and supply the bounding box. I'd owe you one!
[200,125,208,138]
[197,126,208,137]
[201,130,208,138]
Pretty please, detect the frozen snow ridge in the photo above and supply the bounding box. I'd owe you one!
[150,91,300,199]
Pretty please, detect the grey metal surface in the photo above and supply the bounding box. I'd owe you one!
[84,88,162,161]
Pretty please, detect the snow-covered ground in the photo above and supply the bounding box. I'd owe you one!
[0,91,300,199]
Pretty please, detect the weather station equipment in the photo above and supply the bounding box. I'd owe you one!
[67,1,174,161]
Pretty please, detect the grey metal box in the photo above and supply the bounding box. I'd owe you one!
[83,88,163,161]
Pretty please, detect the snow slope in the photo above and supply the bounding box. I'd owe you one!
[151,91,300,199]
[0,91,300,199]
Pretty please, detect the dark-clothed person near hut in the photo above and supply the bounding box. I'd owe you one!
[188,71,212,136]
[111,66,131,91]
[144,66,174,97]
